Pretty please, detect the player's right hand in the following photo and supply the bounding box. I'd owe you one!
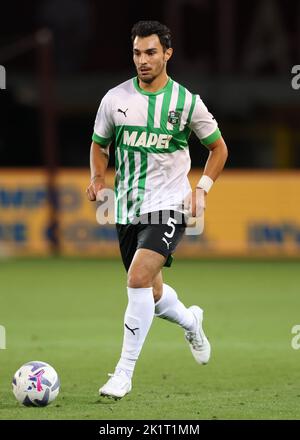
[86,176,106,201]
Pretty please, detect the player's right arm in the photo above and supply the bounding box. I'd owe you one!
[86,141,109,201]
[87,92,114,201]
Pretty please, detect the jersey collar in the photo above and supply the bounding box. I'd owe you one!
[133,76,173,96]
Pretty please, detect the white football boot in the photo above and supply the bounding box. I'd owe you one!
[184,306,211,365]
[99,369,132,399]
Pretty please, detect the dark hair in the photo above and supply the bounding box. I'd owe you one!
[131,20,172,51]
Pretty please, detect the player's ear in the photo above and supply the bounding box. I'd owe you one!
[164,47,173,62]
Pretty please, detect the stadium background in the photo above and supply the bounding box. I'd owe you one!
[0,0,300,421]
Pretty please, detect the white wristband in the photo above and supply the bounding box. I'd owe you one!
[197,175,214,193]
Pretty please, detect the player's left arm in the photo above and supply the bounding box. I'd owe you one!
[201,136,228,182]
[191,136,228,217]
[188,94,228,217]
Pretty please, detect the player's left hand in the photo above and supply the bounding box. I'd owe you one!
[191,187,206,217]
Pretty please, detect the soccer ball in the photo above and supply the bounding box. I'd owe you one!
[12,361,60,407]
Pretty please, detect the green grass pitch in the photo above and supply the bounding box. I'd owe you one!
[0,258,300,420]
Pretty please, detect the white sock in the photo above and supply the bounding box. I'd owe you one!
[115,287,154,378]
[154,283,196,331]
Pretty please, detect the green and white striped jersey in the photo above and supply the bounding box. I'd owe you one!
[92,77,221,224]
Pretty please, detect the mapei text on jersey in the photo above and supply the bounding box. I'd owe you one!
[123,130,172,148]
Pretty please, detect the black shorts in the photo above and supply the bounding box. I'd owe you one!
[116,210,186,271]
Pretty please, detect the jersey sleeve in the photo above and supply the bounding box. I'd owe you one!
[188,95,221,147]
[92,93,114,147]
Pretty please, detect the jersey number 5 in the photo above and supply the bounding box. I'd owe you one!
[164,217,177,238]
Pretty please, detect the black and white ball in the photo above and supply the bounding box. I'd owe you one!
[12,361,60,406]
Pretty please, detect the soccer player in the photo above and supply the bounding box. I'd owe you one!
[86,20,228,399]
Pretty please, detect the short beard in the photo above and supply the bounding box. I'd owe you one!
[138,73,155,84]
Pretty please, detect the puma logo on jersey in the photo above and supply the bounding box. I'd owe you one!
[123,130,172,148]
[118,108,128,117]
[162,237,172,249]
[125,323,139,335]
